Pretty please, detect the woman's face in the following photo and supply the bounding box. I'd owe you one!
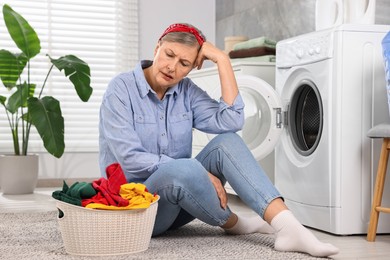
[151,41,199,90]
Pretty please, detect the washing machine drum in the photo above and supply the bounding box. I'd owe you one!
[288,80,323,156]
[206,75,283,161]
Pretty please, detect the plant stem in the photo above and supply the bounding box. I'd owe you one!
[12,128,20,155]
[20,98,25,155]
[22,60,33,155]
[39,65,54,98]
[2,104,19,155]
[23,121,32,155]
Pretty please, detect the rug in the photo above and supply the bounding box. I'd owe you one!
[0,211,327,260]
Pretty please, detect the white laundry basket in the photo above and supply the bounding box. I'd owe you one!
[55,197,159,256]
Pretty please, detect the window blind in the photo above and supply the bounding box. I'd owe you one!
[0,0,138,153]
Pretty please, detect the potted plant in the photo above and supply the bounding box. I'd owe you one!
[0,4,93,194]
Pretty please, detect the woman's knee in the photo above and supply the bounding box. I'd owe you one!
[154,158,207,185]
[211,132,246,150]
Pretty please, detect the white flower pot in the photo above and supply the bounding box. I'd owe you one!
[0,154,39,194]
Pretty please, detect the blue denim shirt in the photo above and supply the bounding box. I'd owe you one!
[99,60,245,182]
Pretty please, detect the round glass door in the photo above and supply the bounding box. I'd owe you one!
[289,80,323,156]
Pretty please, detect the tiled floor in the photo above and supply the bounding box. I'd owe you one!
[1,188,390,259]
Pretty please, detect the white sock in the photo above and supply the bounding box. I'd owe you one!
[270,210,339,257]
[224,214,275,235]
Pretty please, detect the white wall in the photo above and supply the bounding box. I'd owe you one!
[139,0,216,60]
[39,0,216,180]
[39,152,100,180]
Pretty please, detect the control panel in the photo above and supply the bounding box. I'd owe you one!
[276,29,334,68]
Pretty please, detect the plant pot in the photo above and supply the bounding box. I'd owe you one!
[0,154,39,194]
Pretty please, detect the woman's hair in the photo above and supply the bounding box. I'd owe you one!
[159,23,206,48]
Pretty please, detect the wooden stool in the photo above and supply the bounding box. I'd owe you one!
[367,124,390,241]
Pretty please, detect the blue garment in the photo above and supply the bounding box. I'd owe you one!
[99,60,245,182]
[144,132,281,236]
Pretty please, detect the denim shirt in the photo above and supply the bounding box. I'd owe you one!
[99,60,245,182]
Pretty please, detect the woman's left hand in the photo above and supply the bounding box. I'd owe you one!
[208,172,228,210]
[194,42,227,70]
[194,42,238,106]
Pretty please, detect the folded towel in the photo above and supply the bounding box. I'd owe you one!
[230,55,276,63]
[229,46,276,59]
[233,36,277,51]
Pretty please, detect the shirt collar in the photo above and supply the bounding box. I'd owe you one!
[134,60,179,99]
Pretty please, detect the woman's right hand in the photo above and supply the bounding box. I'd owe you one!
[208,172,228,210]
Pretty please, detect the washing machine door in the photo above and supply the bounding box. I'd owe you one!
[208,75,283,161]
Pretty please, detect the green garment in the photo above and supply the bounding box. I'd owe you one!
[230,55,276,63]
[52,181,97,206]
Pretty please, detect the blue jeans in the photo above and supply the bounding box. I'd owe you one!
[144,132,281,236]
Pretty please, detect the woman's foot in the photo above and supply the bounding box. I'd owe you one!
[224,214,275,235]
[271,210,339,257]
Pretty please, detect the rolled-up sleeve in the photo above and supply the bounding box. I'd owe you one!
[189,80,245,133]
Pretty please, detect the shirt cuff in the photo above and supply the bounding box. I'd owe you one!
[219,93,245,110]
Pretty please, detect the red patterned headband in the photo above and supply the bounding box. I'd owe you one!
[159,23,205,46]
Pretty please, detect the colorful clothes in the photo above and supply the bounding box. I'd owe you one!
[85,183,158,210]
[82,163,128,207]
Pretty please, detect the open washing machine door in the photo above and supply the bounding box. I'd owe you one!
[206,75,283,161]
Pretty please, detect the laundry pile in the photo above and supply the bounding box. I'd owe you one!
[52,162,158,210]
[228,36,277,62]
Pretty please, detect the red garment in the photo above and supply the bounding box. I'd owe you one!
[82,163,129,207]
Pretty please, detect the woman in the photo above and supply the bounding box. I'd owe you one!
[99,23,339,257]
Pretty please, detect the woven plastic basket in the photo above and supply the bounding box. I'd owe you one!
[56,196,159,256]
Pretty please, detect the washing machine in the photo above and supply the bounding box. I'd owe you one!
[275,24,390,235]
[188,61,280,194]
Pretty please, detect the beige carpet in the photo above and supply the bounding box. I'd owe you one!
[0,211,327,260]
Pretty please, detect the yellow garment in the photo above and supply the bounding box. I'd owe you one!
[85,183,158,210]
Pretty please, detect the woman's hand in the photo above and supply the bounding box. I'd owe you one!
[194,42,228,70]
[208,172,228,210]
[194,42,238,106]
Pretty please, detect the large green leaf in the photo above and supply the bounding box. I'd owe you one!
[0,95,6,106]
[49,55,92,102]
[3,4,40,59]
[27,96,64,158]
[7,82,35,113]
[0,50,27,89]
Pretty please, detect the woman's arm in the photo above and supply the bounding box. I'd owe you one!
[99,76,173,180]
[195,42,239,105]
